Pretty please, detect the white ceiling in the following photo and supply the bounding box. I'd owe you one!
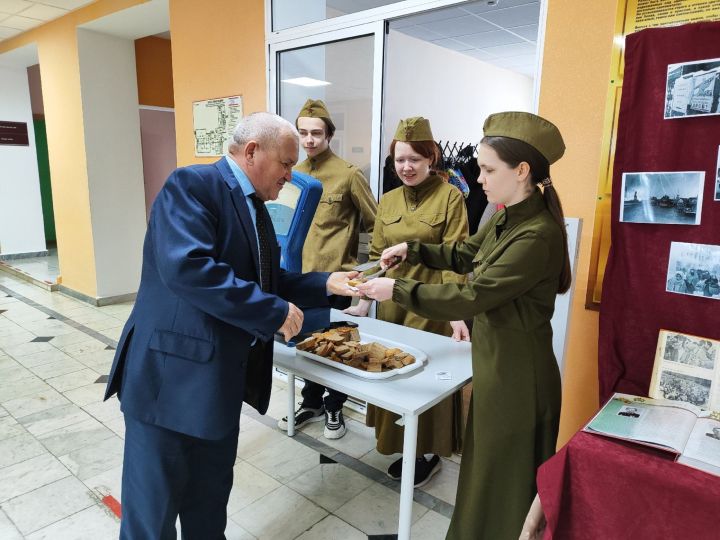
[2,0,538,77]
[0,0,170,43]
[0,0,95,42]
[79,0,168,40]
[389,0,540,77]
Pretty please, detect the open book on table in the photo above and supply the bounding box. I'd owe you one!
[583,393,720,476]
[649,329,720,410]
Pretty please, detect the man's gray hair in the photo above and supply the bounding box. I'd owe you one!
[229,112,298,153]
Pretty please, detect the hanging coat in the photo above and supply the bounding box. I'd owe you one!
[457,155,486,234]
[367,174,469,456]
[392,189,563,539]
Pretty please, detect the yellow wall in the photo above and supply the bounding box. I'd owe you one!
[37,27,94,296]
[539,0,621,444]
[169,0,266,166]
[135,36,174,108]
[0,0,146,297]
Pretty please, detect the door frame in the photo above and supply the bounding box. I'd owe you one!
[268,22,386,199]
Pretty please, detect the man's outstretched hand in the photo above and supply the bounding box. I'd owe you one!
[279,302,304,342]
[326,271,363,296]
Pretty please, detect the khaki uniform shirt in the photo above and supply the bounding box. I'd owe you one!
[370,174,469,335]
[295,148,377,272]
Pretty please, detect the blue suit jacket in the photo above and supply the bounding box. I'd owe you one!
[104,158,329,440]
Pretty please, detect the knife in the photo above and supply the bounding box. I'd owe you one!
[351,256,401,278]
[353,260,382,272]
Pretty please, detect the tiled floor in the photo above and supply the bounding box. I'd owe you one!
[0,271,459,539]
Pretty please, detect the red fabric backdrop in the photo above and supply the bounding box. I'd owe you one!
[599,22,720,403]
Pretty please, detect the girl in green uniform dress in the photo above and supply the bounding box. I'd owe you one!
[345,117,470,487]
[357,112,570,539]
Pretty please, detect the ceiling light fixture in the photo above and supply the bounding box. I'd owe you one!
[281,77,331,87]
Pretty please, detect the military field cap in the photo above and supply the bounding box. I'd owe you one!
[296,99,335,130]
[394,116,434,142]
[483,111,565,164]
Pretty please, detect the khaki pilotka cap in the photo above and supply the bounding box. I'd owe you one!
[393,116,434,142]
[296,99,335,131]
[483,111,565,164]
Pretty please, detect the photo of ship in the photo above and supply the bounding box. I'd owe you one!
[620,171,705,225]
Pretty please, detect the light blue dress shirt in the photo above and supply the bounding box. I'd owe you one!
[225,155,260,234]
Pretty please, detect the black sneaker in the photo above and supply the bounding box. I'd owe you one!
[277,405,324,431]
[386,455,442,487]
[414,454,441,487]
[323,409,347,439]
[387,456,403,480]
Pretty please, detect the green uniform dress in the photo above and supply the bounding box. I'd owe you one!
[295,148,377,272]
[366,174,469,457]
[392,189,563,539]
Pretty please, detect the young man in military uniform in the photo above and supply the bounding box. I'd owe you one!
[278,99,377,439]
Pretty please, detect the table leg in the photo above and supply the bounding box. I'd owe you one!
[287,372,295,437]
[398,413,418,540]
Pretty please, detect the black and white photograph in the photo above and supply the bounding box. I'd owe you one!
[660,331,717,370]
[620,171,705,225]
[658,371,711,408]
[617,406,642,419]
[665,57,720,119]
[666,242,720,299]
[715,145,720,201]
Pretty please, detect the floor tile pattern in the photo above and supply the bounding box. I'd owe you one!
[0,272,459,538]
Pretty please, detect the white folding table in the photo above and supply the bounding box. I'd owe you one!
[273,310,473,540]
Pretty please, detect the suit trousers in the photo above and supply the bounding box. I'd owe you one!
[120,415,239,540]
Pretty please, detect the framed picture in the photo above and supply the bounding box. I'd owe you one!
[193,95,243,157]
[665,242,720,300]
[665,57,720,119]
[620,171,704,225]
[650,329,720,410]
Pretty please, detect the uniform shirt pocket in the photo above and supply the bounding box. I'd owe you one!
[320,193,344,204]
[380,214,402,226]
[149,330,215,363]
[417,213,445,227]
[417,213,446,242]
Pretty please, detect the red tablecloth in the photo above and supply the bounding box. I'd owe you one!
[538,432,719,540]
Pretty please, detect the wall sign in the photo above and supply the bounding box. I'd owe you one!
[192,95,243,157]
[0,121,29,146]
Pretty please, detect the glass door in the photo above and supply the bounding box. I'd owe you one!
[269,23,385,199]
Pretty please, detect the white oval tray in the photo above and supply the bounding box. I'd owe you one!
[295,331,427,379]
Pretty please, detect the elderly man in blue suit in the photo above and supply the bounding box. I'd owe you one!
[104,112,360,539]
